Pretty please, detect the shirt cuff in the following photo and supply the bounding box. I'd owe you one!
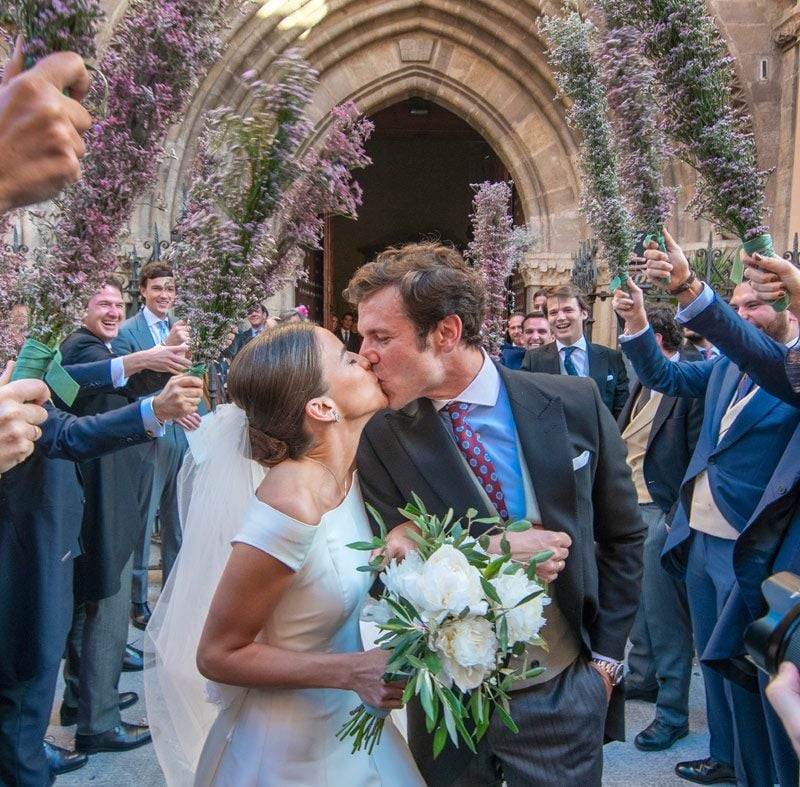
[618,323,650,342]
[140,397,166,438]
[592,652,622,665]
[110,357,128,388]
[676,281,714,323]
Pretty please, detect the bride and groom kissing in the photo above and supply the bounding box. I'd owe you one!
[148,242,644,786]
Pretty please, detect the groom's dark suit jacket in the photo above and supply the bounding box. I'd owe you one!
[357,365,644,779]
[0,362,154,684]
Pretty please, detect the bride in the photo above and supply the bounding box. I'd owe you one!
[145,323,424,786]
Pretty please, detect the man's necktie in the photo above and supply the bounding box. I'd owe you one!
[702,347,715,361]
[562,346,579,376]
[633,386,652,417]
[445,402,509,520]
[733,373,754,405]
[156,320,169,343]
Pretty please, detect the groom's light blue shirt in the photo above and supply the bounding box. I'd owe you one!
[432,353,526,521]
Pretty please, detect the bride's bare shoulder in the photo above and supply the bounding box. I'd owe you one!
[254,470,322,526]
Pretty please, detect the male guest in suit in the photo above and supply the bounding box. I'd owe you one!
[334,311,362,352]
[615,306,704,752]
[522,311,553,350]
[224,303,269,360]
[0,361,201,786]
[521,284,630,418]
[347,243,645,786]
[614,274,800,787]
[112,261,196,630]
[58,277,191,756]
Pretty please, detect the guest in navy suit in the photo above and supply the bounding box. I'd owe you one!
[521,284,630,418]
[334,311,363,353]
[615,276,800,787]
[0,360,202,786]
[112,261,198,630]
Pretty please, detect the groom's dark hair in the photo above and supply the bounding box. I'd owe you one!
[343,242,486,350]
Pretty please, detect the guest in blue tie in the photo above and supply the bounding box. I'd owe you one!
[113,262,198,631]
[521,284,630,418]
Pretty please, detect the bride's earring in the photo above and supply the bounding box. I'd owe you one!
[332,410,341,423]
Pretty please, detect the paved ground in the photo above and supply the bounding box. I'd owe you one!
[49,557,711,786]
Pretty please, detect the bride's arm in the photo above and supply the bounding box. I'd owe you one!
[196,543,404,709]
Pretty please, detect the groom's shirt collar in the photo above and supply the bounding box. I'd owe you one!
[430,351,499,411]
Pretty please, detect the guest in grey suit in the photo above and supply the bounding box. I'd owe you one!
[346,243,645,787]
[111,261,196,630]
[521,283,630,418]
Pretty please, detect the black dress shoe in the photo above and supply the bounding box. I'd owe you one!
[634,719,689,751]
[131,602,152,631]
[675,756,736,784]
[625,683,659,702]
[122,644,144,671]
[43,740,88,776]
[60,691,139,726]
[75,721,151,754]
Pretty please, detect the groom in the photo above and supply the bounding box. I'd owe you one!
[348,243,644,786]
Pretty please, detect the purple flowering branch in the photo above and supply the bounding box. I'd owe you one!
[465,181,532,358]
[14,0,229,348]
[539,9,634,286]
[600,0,771,244]
[597,23,674,240]
[2,0,102,63]
[175,55,372,365]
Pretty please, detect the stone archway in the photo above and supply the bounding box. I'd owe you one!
[141,0,589,294]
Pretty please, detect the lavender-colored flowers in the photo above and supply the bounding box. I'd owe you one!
[5,0,102,63]
[539,9,634,286]
[465,181,532,358]
[602,0,771,243]
[13,0,229,347]
[597,22,674,240]
[175,56,373,365]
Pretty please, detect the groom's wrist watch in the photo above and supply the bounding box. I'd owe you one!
[591,657,625,686]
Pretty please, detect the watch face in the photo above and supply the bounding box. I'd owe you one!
[612,662,625,685]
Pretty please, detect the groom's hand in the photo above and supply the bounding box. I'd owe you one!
[371,521,421,566]
[489,525,571,583]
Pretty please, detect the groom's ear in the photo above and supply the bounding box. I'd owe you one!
[305,396,338,424]
[434,314,463,353]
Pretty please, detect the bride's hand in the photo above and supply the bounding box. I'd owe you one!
[351,648,406,709]
[370,521,421,567]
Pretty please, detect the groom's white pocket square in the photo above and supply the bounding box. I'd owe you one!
[606,374,615,381]
[572,450,591,471]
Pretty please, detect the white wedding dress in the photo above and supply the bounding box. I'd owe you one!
[193,479,424,787]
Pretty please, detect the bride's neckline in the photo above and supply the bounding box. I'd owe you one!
[253,470,359,527]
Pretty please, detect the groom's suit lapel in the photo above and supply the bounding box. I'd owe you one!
[388,398,489,519]
[499,366,579,543]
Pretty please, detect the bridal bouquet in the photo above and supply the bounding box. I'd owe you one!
[338,496,551,757]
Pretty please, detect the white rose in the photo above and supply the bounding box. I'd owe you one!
[433,617,498,692]
[402,544,488,624]
[490,571,550,645]
[382,550,425,603]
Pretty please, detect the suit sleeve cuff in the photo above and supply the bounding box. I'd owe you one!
[110,357,128,388]
[676,282,715,323]
[140,397,166,438]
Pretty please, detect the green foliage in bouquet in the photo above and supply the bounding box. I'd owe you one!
[339,495,553,758]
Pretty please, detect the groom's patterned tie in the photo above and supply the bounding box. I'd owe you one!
[445,401,509,520]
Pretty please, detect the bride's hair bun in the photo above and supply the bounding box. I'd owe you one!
[227,323,326,468]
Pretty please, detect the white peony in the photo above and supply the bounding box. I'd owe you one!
[490,571,550,645]
[401,544,488,624]
[433,617,498,692]
[382,550,426,603]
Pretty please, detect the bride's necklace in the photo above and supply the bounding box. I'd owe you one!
[306,457,348,499]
